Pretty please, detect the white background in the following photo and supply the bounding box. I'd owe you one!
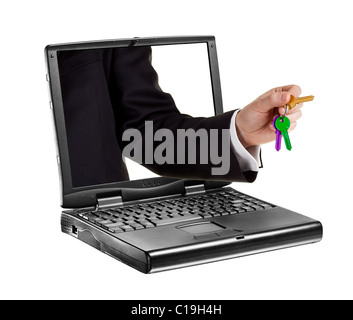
[126,43,216,180]
[0,0,352,300]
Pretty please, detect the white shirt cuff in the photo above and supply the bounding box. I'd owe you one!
[230,109,261,172]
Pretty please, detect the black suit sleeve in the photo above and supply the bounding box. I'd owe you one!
[109,46,257,183]
[58,49,129,187]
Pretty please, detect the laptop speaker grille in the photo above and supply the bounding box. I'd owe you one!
[61,216,72,234]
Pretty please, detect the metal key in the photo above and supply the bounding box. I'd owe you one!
[275,116,292,150]
[273,115,282,151]
[287,95,314,110]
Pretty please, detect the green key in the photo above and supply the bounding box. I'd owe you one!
[275,116,292,151]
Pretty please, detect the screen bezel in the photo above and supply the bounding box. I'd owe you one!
[45,36,229,208]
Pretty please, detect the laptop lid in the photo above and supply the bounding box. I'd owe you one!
[45,36,230,208]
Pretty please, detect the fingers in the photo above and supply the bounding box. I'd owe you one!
[273,85,302,106]
[270,91,292,107]
[255,91,291,112]
[288,121,297,133]
[278,104,303,116]
[278,107,286,115]
[268,122,276,132]
[276,85,302,97]
[255,85,302,112]
[286,109,302,122]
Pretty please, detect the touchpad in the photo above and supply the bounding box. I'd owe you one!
[178,222,225,235]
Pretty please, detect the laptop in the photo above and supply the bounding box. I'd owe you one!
[45,36,323,273]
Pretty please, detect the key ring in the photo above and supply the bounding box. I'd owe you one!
[283,104,289,118]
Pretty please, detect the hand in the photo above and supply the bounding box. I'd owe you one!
[235,85,303,149]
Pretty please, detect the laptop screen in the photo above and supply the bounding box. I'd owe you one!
[56,43,216,188]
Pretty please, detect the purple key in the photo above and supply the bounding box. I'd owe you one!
[273,115,282,151]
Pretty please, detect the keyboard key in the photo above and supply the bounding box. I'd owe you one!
[105,221,125,228]
[108,228,122,233]
[231,203,244,208]
[155,211,169,217]
[120,225,135,232]
[241,206,255,212]
[82,211,98,218]
[260,203,273,209]
[251,205,265,210]
[154,215,201,226]
[230,199,244,204]
[211,212,222,217]
[95,220,115,227]
[129,223,145,230]
[199,213,213,218]
[139,221,155,228]
[146,218,160,226]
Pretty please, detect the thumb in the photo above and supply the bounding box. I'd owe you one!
[256,91,290,111]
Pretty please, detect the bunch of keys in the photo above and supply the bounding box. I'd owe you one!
[273,95,314,151]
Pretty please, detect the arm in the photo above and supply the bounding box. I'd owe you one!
[109,46,253,182]
[109,46,302,182]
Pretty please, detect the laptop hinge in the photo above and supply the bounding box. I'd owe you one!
[185,184,206,196]
[96,196,123,210]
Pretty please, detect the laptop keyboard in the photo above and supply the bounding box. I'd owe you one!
[76,189,275,234]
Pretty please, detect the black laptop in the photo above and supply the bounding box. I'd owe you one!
[45,36,323,273]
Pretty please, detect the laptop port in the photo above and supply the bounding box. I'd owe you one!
[72,225,78,235]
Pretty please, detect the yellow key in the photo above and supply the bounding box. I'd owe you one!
[287,95,314,110]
